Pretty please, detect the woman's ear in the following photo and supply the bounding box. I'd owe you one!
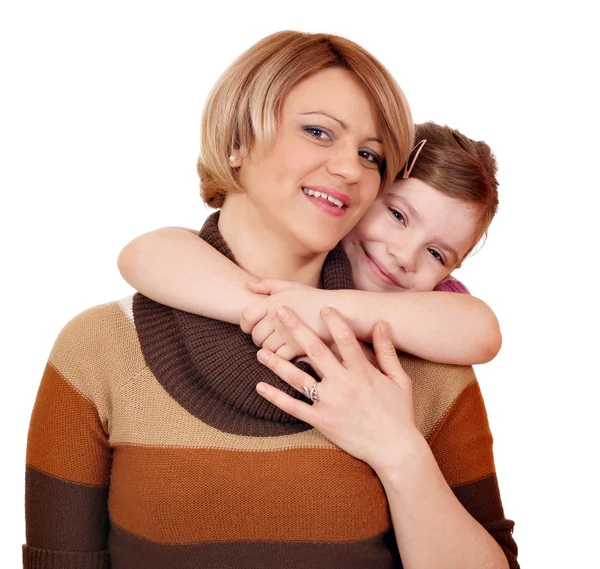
[228,145,248,168]
[228,153,242,168]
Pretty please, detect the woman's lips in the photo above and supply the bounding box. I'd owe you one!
[302,190,347,217]
[362,246,399,286]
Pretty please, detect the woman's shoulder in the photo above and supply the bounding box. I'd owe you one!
[48,295,147,397]
[397,352,480,438]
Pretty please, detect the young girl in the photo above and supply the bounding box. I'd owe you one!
[118,122,500,366]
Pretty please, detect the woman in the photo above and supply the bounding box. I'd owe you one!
[23,30,410,568]
[23,31,516,569]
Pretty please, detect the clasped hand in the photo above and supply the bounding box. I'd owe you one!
[241,279,331,361]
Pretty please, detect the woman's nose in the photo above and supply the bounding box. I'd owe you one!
[326,145,361,184]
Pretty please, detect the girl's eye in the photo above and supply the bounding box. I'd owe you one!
[359,149,382,165]
[304,126,331,140]
[388,208,406,226]
[428,248,446,265]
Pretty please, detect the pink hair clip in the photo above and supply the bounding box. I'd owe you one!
[402,139,427,179]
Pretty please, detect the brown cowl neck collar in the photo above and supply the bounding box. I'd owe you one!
[133,211,355,436]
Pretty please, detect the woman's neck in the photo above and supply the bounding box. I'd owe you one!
[218,195,326,287]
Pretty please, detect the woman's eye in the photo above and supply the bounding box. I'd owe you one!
[304,126,330,140]
[428,248,446,265]
[388,208,406,226]
[359,149,382,165]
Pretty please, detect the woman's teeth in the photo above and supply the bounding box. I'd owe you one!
[302,188,344,208]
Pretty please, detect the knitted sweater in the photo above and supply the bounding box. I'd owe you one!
[23,213,518,569]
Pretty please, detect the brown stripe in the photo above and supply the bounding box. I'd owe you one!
[109,444,390,543]
[109,522,400,569]
[132,211,355,437]
[427,381,495,487]
[23,545,110,569]
[452,474,519,568]
[26,363,111,485]
[25,466,109,552]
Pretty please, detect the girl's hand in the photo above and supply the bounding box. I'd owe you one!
[255,306,423,475]
[240,279,331,360]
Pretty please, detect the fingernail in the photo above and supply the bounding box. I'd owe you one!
[320,306,332,316]
[256,383,267,394]
[276,306,290,320]
[257,349,271,362]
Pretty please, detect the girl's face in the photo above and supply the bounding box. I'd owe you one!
[343,178,480,292]
[237,67,385,256]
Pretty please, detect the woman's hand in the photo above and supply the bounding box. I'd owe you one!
[255,305,423,475]
[240,279,332,361]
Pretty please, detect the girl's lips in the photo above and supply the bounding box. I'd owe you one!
[362,246,398,286]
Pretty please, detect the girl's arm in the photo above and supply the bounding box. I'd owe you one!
[118,228,501,365]
[322,288,502,365]
[117,227,260,324]
[247,283,502,366]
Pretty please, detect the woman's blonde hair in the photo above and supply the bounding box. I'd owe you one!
[198,30,414,208]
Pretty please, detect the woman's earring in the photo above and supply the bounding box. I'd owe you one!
[229,155,237,163]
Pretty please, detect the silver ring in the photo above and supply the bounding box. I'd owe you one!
[302,382,320,403]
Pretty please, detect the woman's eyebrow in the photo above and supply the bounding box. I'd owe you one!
[299,111,382,144]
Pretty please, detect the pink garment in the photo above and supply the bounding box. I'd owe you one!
[434,276,470,294]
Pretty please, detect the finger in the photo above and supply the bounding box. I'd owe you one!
[262,332,286,354]
[251,318,275,348]
[246,278,293,295]
[274,344,300,361]
[240,299,268,334]
[320,307,367,371]
[372,321,411,388]
[275,342,304,362]
[255,381,317,426]
[257,348,314,394]
[275,306,343,379]
[294,356,325,380]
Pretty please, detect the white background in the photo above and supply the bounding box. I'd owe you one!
[2,1,598,567]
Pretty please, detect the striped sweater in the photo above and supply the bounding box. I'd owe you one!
[23,213,518,568]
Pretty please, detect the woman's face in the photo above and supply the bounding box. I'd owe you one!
[343,178,479,292]
[237,67,384,256]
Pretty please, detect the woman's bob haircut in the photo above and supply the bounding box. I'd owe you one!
[198,30,414,208]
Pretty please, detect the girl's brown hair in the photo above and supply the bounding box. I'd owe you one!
[399,122,499,257]
[198,30,414,208]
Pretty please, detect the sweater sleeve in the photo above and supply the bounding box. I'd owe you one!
[23,310,114,569]
[427,379,519,568]
[434,276,470,294]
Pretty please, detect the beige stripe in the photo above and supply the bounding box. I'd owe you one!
[48,300,146,426]
[46,297,475,450]
[111,364,336,450]
[400,352,476,439]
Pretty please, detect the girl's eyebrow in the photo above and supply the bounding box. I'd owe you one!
[434,240,459,264]
[388,194,422,223]
[299,111,383,144]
